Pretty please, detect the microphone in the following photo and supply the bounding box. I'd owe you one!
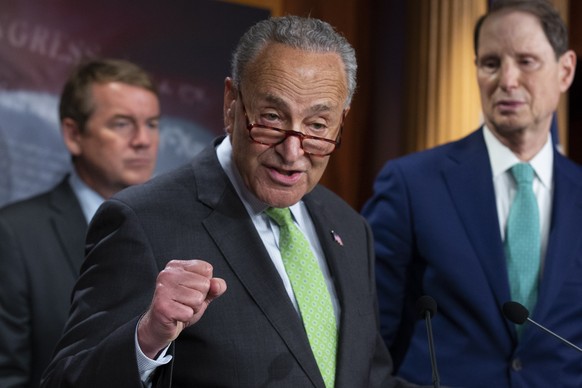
[502,301,582,353]
[416,295,441,388]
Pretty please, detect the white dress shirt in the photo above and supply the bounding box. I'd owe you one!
[68,170,105,223]
[483,125,553,268]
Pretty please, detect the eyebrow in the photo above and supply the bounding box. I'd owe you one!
[109,114,135,121]
[262,94,334,115]
[110,113,161,121]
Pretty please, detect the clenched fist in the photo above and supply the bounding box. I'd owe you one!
[137,259,227,358]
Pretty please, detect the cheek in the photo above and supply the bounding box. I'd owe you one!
[232,138,259,180]
[528,78,557,105]
[230,121,250,153]
[86,137,127,164]
[99,137,126,154]
[150,131,161,147]
[477,75,496,95]
[480,83,495,100]
[306,158,329,188]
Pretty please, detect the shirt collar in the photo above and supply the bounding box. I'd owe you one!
[68,169,106,222]
[483,125,553,188]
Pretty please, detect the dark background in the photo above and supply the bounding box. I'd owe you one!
[0,0,579,210]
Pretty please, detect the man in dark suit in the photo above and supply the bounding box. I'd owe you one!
[0,58,160,387]
[41,16,418,388]
[362,0,581,386]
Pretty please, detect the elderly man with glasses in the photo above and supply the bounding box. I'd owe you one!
[41,16,417,388]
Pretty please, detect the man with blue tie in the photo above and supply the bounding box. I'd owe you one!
[363,0,582,386]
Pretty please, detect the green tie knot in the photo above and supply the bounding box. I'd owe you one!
[511,163,534,186]
[265,207,293,227]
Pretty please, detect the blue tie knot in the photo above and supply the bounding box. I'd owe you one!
[265,207,293,228]
[511,163,534,186]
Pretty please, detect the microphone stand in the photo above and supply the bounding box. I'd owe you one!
[503,301,582,354]
[526,317,582,352]
[424,311,441,388]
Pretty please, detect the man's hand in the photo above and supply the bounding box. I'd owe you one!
[137,259,227,358]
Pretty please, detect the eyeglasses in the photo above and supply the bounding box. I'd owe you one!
[238,92,344,157]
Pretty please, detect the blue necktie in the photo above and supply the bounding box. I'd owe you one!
[504,163,541,331]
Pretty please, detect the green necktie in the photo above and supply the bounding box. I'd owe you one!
[265,207,337,388]
[504,163,541,330]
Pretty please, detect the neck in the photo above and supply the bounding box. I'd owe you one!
[488,125,550,162]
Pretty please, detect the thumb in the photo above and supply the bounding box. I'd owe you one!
[207,277,227,303]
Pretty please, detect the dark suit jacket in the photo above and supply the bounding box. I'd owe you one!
[362,128,582,387]
[0,178,87,387]
[41,139,415,388]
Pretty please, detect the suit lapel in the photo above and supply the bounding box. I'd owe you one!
[49,179,88,277]
[194,141,324,387]
[533,153,582,322]
[442,130,511,319]
[302,196,356,388]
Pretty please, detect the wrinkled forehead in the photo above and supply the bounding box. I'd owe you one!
[242,43,349,110]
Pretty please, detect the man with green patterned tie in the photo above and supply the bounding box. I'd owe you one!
[42,16,418,388]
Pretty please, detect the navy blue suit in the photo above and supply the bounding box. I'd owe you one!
[362,128,582,387]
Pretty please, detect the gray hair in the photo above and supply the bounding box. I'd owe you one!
[231,15,357,106]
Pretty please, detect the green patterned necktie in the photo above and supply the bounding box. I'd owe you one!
[504,163,541,333]
[265,207,337,388]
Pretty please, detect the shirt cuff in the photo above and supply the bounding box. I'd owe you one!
[135,324,172,385]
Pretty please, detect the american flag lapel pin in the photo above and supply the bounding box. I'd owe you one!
[330,230,344,246]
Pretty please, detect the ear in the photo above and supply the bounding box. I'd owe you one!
[343,106,351,118]
[558,50,577,92]
[223,77,237,134]
[61,118,83,156]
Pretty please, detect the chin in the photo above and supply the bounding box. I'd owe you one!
[496,120,527,133]
[259,191,304,208]
[121,176,149,187]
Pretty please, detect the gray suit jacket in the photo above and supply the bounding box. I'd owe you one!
[0,178,87,388]
[41,138,414,388]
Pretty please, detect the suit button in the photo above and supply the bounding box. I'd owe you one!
[511,358,523,371]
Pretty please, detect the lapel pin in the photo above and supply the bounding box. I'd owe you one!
[330,230,344,246]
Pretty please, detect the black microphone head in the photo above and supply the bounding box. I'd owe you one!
[503,301,529,324]
[416,295,437,318]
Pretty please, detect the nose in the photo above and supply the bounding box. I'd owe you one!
[275,132,305,162]
[498,62,520,91]
[131,124,156,148]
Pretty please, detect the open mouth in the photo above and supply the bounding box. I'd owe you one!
[268,166,303,185]
[278,169,298,176]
